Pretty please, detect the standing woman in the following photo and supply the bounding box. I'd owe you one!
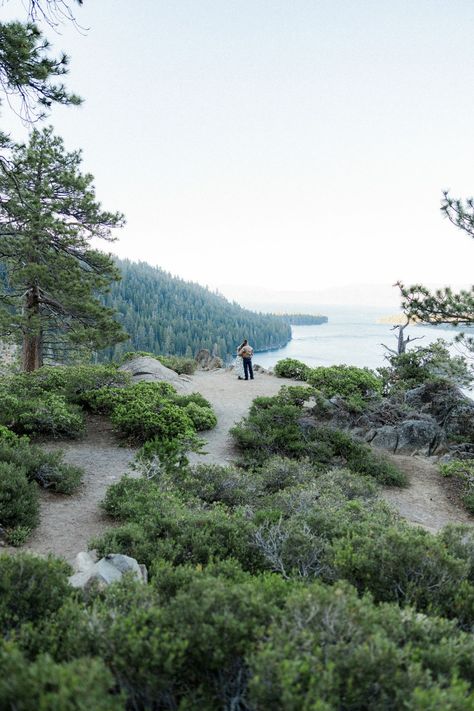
[235,340,246,379]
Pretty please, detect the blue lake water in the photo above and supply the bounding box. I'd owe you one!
[251,306,466,373]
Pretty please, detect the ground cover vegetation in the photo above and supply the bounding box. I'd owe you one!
[0,362,217,547]
[5,454,474,707]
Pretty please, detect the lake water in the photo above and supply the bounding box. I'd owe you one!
[251,306,465,373]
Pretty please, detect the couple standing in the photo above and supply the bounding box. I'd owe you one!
[235,339,254,380]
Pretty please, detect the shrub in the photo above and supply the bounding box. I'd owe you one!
[183,401,217,430]
[248,581,474,710]
[112,399,194,444]
[231,393,406,486]
[332,524,468,610]
[378,339,473,393]
[307,364,382,410]
[0,554,72,634]
[157,354,197,375]
[0,462,39,539]
[96,477,262,571]
[439,460,474,513]
[274,358,311,380]
[0,642,123,711]
[0,439,83,494]
[0,387,85,438]
[166,463,258,507]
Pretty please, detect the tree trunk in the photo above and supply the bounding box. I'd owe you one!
[22,286,43,372]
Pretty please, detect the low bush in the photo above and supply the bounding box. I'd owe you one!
[248,581,474,710]
[0,439,83,494]
[307,364,382,410]
[439,459,474,513]
[0,642,123,711]
[183,401,217,430]
[378,339,473,394]
[231,392,406,485]
[274,358,311,380]
[0,390,84,438]
[0,554,72,634]
[0,462,39,541]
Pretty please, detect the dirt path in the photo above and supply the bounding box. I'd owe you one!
[12,369,473,563]
[14,371,294,563]
[381,454,473,533]
[19,417,136,563]
[188,369,297,466]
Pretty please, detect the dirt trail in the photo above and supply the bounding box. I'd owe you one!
[188,369,297,466]
[381,454,473,533]
[12,369,473,563]
[20,417,136,563]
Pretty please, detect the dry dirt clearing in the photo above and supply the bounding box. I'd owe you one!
[13,369,473,563]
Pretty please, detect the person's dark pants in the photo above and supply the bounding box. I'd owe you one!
[243,357,254,380]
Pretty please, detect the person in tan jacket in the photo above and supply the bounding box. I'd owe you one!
[238,339,254,380]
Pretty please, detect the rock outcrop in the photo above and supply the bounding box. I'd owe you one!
[302,381,473,457]
[195,349,224,370]
[68,552,147,590]
[120,356,191,392]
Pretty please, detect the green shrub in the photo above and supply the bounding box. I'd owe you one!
[231,393,406,486]
[157,354,197,375]
[112,399,194,444]
[378,339,473,393]
[175,392,214,409]
[0,554,72,634]
[0,642,123,711]
[0,439,83,494]
[0,386,85,438]
[307,364,382,410]
[0,424,24,445]
[439,460,474,514]
[0,462,39,539]
[183,401,217,430]
[333,524,468,609]
[274,358,311,380]
[96,477,262,571]
[248,581,474,710]
[167,463,257,507]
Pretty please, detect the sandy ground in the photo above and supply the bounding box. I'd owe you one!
[381,453,473,533]
[11,416,137,563]
[8,368,473,563]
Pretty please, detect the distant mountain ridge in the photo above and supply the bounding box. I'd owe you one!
[99,259,298,362]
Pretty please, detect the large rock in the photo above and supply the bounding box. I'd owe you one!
[68,552,147,590]
[405,382,474,441]
[120,356,191,392]
[195,349,224,370]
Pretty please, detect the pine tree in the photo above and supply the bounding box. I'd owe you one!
[0,126,126,371]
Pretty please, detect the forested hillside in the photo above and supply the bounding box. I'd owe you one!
[99,260,293,361]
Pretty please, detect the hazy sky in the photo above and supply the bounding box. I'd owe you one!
[3,0,474,298]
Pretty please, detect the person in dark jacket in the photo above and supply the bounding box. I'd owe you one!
[238,339,254,380]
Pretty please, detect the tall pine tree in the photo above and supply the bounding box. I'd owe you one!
[0,126,126,370]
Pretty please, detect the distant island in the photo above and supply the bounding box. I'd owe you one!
[275,314,328,326]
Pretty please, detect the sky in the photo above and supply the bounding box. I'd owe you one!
[2,0,474,304]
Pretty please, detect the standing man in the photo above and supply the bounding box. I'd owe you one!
[238,339,254,380]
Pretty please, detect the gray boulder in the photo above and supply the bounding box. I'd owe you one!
[195,349,224,370]
[369,425,400,453]
[120,356,191,393]
[68,552,147,590]
[405,382,474,442]
[396,419,443,455]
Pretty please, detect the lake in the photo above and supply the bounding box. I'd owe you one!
[251,306,465,372]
